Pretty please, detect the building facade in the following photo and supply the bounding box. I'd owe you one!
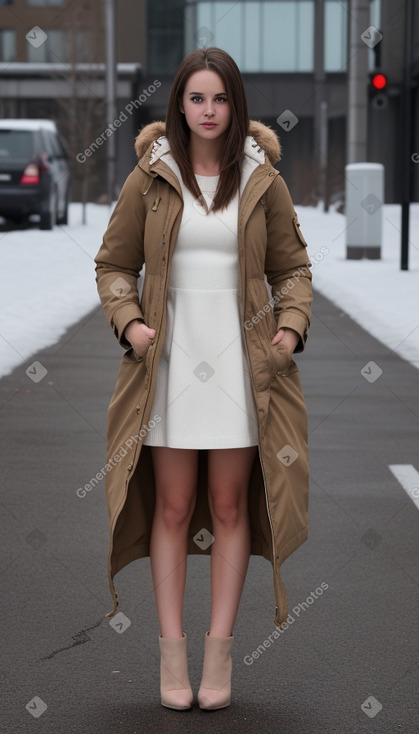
[0,0,418,203]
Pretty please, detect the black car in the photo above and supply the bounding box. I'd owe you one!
[0,119,71,229]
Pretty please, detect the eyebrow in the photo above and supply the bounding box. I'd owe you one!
[188,91,227,95]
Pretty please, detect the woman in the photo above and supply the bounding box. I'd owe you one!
[94,46,312,711]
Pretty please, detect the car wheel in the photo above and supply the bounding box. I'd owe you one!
[40,189,57,230]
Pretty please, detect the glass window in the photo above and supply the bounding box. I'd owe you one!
[368,0,381,71]
[75,30,91,63]
[26,29,91,62]
[214,2,242,67]
[27,29,64,62]
[243,2,261,72]
[370,0,381,28]
[324,0,347,71]
[262,1,313,71]
[0,131,35,159]
[195,1,314,72]
[147,0,185,74]
[324,0,381,72]
[27,1,65,6]
[0,29,15,62]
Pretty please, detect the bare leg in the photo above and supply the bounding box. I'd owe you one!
[207,446,258,637]
[149,447,198,639]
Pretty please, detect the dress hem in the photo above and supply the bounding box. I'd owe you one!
[143,437,259,449]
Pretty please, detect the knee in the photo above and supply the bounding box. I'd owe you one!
[156,494,194,530]
[209,492,245,528]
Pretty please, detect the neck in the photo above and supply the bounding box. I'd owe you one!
[188,130,226,175]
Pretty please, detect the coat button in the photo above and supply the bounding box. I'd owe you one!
[136,405,141,413]
[127,464,133,471]
[268,171,275,177]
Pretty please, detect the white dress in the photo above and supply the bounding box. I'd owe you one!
[143,172,259,449]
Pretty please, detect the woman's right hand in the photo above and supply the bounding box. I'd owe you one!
[124,320,156,359]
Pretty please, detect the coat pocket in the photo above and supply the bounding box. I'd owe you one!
[268,342,294,376]
[292,213,308,247]
[123,345,148,363]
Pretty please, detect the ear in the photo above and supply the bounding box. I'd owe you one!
[179,98,184,114]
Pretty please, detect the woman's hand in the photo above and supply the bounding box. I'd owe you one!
[271,327,299,354]
[124,320,156,359]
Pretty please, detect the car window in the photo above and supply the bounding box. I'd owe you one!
[49,131,60,158]
[0,131,35,159]
[40,130,55,158]
[55,135,68,159]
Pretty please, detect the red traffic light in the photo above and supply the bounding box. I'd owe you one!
[371,73,388,90]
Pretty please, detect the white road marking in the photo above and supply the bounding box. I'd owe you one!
[388,465,419,510]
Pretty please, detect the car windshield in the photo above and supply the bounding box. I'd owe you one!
[0,131,35,159]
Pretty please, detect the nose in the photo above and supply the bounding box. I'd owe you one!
[204,103,215,118]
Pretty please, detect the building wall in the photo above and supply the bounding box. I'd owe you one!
[0,0,105,62]
[116,0,146,66]
[1,0,417,204]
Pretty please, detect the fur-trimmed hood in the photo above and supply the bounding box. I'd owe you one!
[134,119,282,166]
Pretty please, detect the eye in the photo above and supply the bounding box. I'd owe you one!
[191,96,202,103]
[216,96,227,103]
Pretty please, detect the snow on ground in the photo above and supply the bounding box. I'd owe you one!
[0,201,418,380]
[0,204,110,379]
[297,203,419,370]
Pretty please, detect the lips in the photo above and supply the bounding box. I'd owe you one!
[201,123,217,128]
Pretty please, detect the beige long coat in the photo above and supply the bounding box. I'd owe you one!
[94,120,313,628]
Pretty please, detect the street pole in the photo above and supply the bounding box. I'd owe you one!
[347,0,369,163]
[400,0,413,271]
[105,0,117,205]
[314,0,328,211]
[320,100,329,212]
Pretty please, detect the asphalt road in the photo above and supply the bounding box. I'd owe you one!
[1,289,418,734]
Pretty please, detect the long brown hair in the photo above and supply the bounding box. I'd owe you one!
[165,47,249,213]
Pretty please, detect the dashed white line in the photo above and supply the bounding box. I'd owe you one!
[388,465,419,510]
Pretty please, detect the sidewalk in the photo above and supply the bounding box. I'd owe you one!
[1,202,418,380]
[0,290,418,733]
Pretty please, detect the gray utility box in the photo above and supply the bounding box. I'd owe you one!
[345,162,384,259]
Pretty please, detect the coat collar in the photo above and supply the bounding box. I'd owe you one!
[134,119,282,167]
[135,120,281,202]
[147,134,265,168]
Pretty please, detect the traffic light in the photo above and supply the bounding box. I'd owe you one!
[369,72,388,110]
[371,73,388,91]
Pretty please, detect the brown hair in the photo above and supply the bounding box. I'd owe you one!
[165,47,249,213]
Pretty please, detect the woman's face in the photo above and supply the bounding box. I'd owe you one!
[179,69,231,142]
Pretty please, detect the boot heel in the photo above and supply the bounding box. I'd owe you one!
[198,630,233,710]
[159,632,194,710]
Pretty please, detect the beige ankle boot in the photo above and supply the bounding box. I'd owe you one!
[158,632,194,710]
[197,630,234,710]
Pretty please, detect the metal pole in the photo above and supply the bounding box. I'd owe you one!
[347,0,369,163]
[400,0,413,271]
[313,0,328,211]
[105,0,117,204]
[320,100,329,212]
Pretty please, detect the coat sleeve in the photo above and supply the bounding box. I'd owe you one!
[264,174,313,352]
[94,167,147,349]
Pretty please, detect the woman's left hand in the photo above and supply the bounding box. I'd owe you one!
[271,327,300,354]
